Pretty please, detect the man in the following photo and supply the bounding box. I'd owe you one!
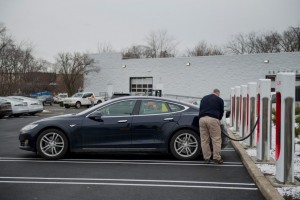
[199,89,224,164]
[88,95,96,107]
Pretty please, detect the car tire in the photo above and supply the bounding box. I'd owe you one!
[36,129,68,160]
[97,100,102,105]
[75,102,81,109]
[170,129,200,160]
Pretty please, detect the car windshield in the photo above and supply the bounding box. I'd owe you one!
[72,93,83,98]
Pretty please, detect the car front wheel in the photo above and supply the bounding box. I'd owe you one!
[170,129,200,160]
[36,129,68,160]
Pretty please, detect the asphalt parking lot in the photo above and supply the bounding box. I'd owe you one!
[0,105,265,200]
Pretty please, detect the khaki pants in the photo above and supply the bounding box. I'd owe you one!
[199,116,222,160]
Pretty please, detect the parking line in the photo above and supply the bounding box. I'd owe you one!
[0,176,256,186]
[0,158,243,167]
[0,177,258,190]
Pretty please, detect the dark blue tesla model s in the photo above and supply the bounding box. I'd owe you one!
[19,96,229,160]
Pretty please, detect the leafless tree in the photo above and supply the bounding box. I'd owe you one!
[0,26,22,95]
[122,45,151,59]
[97,42,115,53]
[55,52,98,95]
[227,26,300,54]
[227,33,252,54]
[145,30,178,58]
[281,26,300,52]
[187,41,223,56]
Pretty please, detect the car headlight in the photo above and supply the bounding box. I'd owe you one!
[21,124,39,131]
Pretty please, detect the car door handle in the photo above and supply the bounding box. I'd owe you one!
[163,118,174,121]
[118,120,128,123]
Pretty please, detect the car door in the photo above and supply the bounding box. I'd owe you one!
[82,93,93,105]
[81,100,137,149]
[130,100,181,148]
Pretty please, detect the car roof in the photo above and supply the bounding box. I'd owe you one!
[8,96,38,101]
[109,96,199,109]
[0,97,24,103]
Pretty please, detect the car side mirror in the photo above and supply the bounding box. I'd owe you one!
[88,112,103,122]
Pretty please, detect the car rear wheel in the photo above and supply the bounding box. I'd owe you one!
[75,101,81,109]
[36,129,68,160]
[170,129,200,160]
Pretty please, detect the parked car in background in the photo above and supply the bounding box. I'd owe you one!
[63,92,105,109]
[0,97,29,117]
[37,95,54,106]
[224,99,231,118]
[8,96,43,115]
[19,96,229,160]
[111,92,130,99]
[53,93,68,104]
[0,99,12,118]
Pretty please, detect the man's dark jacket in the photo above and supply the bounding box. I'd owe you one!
[198,94,224,120]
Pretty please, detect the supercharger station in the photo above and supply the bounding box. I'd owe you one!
[275,72,295,184]
[240,85,247,138]
[245,82,257,147]
[230,88,235,127]
[234,86,241,132]
[256,79,271,162]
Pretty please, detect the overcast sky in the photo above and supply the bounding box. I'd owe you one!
[1,0,299,62]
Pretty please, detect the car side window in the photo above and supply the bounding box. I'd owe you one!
[83,93,92,98]
[97,100,136,116]
[168,103,185,112]
[139,100,169,115]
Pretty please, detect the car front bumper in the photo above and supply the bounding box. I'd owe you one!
[19,132,36,152]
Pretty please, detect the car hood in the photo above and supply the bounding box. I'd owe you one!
[34,113,79,123]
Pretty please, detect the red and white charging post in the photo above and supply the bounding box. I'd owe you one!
[240,85,247,138]
[234,86,241,132]
[230,87,235,127]
[256,79,271,162]
[275,72,295,184]
[245,82,257,147]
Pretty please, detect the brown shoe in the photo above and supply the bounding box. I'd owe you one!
[213,159,224,164]
[204,159,212,164]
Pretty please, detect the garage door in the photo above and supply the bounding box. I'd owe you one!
[130,77,153,95]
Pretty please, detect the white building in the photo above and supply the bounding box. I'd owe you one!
[84,52,300,100]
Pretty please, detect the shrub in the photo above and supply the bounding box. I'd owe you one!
[295,107,300,115]
[271,108,276,125]
[271,107,300,137]
[296,115,300,137]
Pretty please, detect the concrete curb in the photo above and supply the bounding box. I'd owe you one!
[228,129,284,200]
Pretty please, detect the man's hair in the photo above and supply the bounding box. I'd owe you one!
[213,88,220,94]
